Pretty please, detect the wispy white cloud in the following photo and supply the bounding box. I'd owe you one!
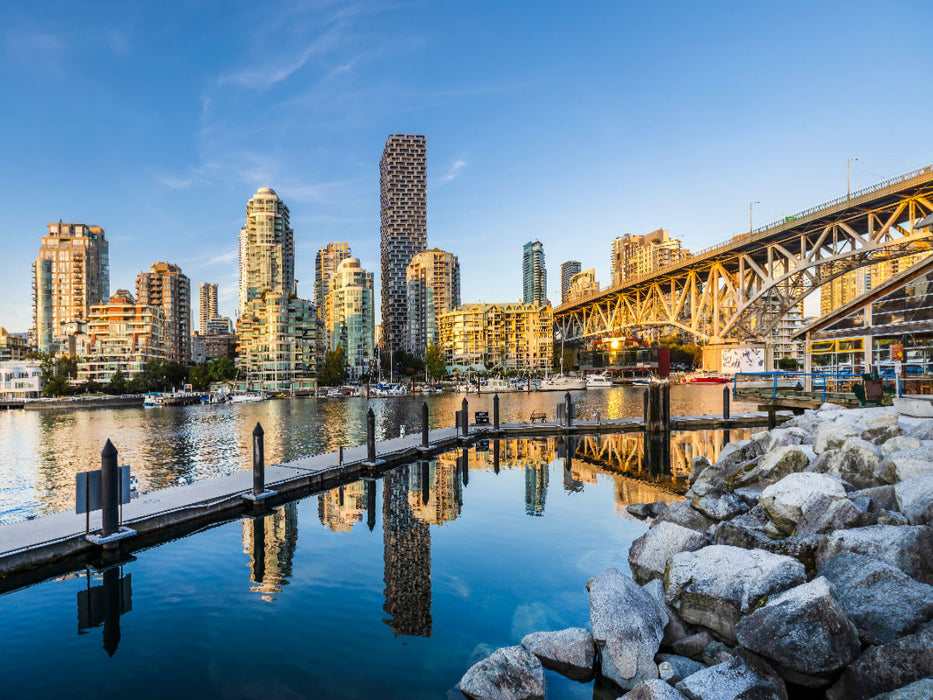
[437,159,467,187]
[155,174,194,190]
[327,59,356,78]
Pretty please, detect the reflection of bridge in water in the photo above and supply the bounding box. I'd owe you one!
[556,165,933,345]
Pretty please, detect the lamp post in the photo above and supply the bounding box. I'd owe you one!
[749,201,760,233]
[847,157,859,199]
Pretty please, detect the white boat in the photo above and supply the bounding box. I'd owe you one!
[585,372,613,388]
[143,392,162,407]
[538,374,587,391]
[478,378,514,394]
[230,392,265,403]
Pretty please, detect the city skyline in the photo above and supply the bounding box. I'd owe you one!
[2,2,933,331]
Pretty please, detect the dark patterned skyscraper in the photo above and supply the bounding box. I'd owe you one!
[523,240,547,306]
[380,134,427,352]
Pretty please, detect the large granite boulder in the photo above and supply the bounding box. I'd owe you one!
[620,679,689,700]
[850,484,898,511]
[674,651,787,700]
[813,422,860,454]
[656,654,705,684]
[459,645,545,700]
[520,627,595,681]
[815,525,933,584]
[729,445,813,489]
[734,577,860,687]
[814,437,882,489]
[690,491,748,521]
[827,621,933,700]
[589,567,665,690]
[664,545,806,642]
[629,522,710,585]
[794,496,866,537]
[652,500,715,534]
[748,426,808,454]
[870,678,933,699]
[819,551,933,644]
[641,578,688,647]
[759,472,847,535]
[715,505,772,549]
[894,474,933,525]
[880,435,923,458]
[875,446,933,484]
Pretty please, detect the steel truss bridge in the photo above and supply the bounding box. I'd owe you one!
[555,165,933,344]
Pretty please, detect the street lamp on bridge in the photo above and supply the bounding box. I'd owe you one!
[848,157,859,199]
[749,201,760,233]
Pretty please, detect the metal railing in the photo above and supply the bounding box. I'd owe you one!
[732,370,894,404]
[557,163,933,312]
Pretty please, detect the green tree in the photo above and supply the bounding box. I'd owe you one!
[777,357,799,370]
[108,369,127,394]
[209,356,237,382]
[319,346,348,386]
[189,364,211,390]
[55,355,78,379]
[44,375,72,397]
[424,343,446,381]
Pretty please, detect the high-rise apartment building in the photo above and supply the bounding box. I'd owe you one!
[560,261,581,304]
[820,252,932,317]
[136,262,191,363]
[522,241,547,306]
[405,248,460,356]
[315,242,351,318]
[566,269,599,301]
[237,187,317,391]
[33,222,109,353]
[610,229,689,285]
[77,290,167,383]
[380,134,427,352]
[199,282,218,334]
[324,258,375,378]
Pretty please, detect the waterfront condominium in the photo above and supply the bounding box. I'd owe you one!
[610,228,689,285]
[380,134,427,353]
[136,262,191,364]
[33,222,110,353]
[522,241,547,306]
[199,282,218,334]
[566,268,599,302]
[237,187,318,392]
[560,260,581,304]
[315,242,351,318]
[77,289,167,383]
[405,248,460,357]
[324,257,375,379]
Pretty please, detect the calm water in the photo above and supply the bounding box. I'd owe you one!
[0,433,748,699]
[0,385,753,525]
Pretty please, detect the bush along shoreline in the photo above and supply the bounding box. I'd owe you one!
[454,404,933,700]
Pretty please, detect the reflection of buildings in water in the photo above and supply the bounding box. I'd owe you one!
[467,437,557,472]
[524,464,548,516]
[318,480,367,532]
[383,466,432,637]
[408,459,462,526]
[241,502,299,602]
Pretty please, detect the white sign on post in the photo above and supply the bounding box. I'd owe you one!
[894,361,903,375]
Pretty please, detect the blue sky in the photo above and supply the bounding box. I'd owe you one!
[2,0,932,331]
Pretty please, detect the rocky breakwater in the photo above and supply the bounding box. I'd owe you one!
[454,405,933,699]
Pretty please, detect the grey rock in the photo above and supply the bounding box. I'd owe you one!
[852,495,871,512]
[880,435,923,457]
[648,501,669,518]
[862,425,903,446]
[826,621,933,700]
[627,503,652,520]
[759,534,826,575]
[816,437,883,489]
[894,474,933,525]
[866,412,899,429]
[851,484,898,511]
[642,579,687,647]
[877,509,909,526]
[670,632,713,659]
[468,643,497,667]
[875,446,933,484]
[714,505,772,549]
[655,654,705,684]
[814,422,860,454]
[759,472,846,534]
[589,567,665,689]
[730,445,812,489]
[749,427,807,454]
[734,577,860,687]
[794,496,866,536]
[652,501,715,534]
[820,551,933,644]
[520,627,595,682]
[664,545,806,642]
[690,492,748,521]
[870,678,933,699]
[816,525,933,584]
[688,455,711,486]
[459,645,546,700]
[629,522,710,585]
[731,486,764,507]
[905,419,933,440]
[674,651,788,700]
[621,679,689,700]
[701,640,733,666]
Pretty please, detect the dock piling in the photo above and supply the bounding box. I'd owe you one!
[252,423,265,497]
[461,397,469,436]
[643,388,649,423]
[493,393,500,431]
[422,402,429,447]
[100,439,119,537]
[367,408,376,463]
[646,381,671,433]
[564,392,573,428]
[723,386,730,419]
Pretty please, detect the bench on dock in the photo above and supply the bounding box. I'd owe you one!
[530,410,546,423]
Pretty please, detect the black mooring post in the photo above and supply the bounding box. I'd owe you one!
[102,566,121,657]
[643,388,649,424]
[493,439,500,474]
[420,461,430,505]
[366,481,376,531]
[723,385,731,420]
[564,392,572,428]
[367,408,376,462]
[252,423,265,496]
[422,402,429,447]
[101,439,119,537]
[461,397,469,436]
[493,393,500,431]
[768,408,776,430]
[461,447,469,486]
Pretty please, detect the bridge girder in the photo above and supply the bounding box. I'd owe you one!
[556,181,933,345]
